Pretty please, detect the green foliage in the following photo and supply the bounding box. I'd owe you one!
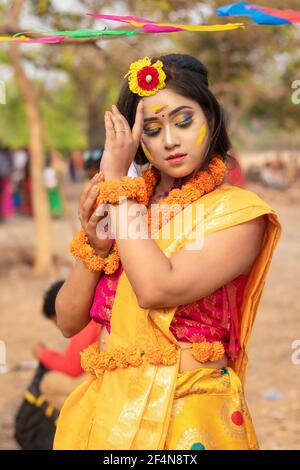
[0,79,29,147]
[41,80,87,152]
[0,77,86,150]
[1,0,300,151]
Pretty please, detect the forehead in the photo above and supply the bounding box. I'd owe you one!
[142,88,198,114]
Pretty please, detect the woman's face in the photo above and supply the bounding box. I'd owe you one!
[141,87,210,178]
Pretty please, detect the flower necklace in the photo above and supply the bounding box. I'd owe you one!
[142,154,227,234]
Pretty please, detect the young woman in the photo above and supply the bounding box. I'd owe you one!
[54,54,281,450]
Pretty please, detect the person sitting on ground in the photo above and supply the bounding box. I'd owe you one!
[32,280,100,409]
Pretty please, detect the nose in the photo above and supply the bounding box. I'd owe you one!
[163,124,180,150]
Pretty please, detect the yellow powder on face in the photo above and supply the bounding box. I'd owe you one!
[151,104,168,114]
[196,124,207,146]
[141,141,154,163]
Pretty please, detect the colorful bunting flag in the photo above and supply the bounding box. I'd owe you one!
[217,2,300,25]
[86,13,245,33]
[1,4,299,44]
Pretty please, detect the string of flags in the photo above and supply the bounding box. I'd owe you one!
[217,2,300,25]
[0,3,299,44]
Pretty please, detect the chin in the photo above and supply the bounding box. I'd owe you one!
[165,165,194,179]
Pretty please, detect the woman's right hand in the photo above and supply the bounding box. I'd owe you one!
[78,172,113,258]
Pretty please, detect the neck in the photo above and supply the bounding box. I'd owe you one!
[156,173,176,194]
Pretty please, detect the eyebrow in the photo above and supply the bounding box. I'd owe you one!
[144,105,194,123]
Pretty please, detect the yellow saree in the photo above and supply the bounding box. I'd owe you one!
[54,185,281,450]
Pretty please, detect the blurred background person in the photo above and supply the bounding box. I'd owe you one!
[32,280,100,410]
[70,149,84,182]
[0,147,14,222]
[43,155,64,218]
[12,147,28,213]
[83,148,103,180]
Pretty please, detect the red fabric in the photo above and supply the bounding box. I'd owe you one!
[39,320,100,377]
[227,156,246,188]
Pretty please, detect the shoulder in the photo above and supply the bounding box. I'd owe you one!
[206,184,272,209]
[191,184,276,235]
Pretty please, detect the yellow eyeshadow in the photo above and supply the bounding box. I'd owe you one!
[145,123,160,131]
[173,114,185,125]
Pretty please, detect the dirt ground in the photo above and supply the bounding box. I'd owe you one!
[0,179,300,450]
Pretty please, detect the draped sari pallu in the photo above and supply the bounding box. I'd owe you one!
[54,185,281,450]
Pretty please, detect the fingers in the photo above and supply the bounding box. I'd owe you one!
[111,105,131,136]
[89,204,113,241]
[132,100,144,143]
[81,182,101,227]
[79,171,103,208]
[109,102,143,146]
[105,111,117,141]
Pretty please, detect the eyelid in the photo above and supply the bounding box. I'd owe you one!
[144,109,194,124]
[143,123,161,132]
[173,113,193,125]
[143,112,194,134]
[144,114,193,128]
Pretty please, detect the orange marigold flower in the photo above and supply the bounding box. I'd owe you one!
[113,347,130,369]
[103,243,120,274]
[210,341,225,361]
[70,230,120,274]
[191,342,212,363]
[98,351,117,371]
[127,347,143,367]
[145,346,163,365]
[96,176,149,206]
[161,345,178,366]
[80,343,102,376]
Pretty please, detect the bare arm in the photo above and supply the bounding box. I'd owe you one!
[56,172,113,337]
[55,260,101,337]
[111,199,267,309]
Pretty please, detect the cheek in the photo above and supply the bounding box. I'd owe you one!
[195,124,207,147]
[141,140,155,163]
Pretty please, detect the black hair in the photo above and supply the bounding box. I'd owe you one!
[42,280,64,319]
[116,53,232,176]
[83,158,101,171]
[83,148,103,171]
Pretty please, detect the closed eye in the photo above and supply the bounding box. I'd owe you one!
[143,115,194,136]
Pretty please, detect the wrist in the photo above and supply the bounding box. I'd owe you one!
[103,172,127,181]
[93,246,111,259]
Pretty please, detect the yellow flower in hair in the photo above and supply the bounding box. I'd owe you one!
[124,56,166,96]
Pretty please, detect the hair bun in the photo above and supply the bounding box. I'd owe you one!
[160,53,209,87]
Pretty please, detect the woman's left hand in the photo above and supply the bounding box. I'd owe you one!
[100,100,144,181]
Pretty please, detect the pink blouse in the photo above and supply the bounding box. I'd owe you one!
[90,265,248,360]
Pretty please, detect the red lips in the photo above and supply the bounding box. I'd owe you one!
[166,153,187,160]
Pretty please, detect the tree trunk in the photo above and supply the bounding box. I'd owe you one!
[9,0,53,275]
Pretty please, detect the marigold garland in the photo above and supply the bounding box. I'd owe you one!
[80,342,178,376]
[96,175,149,206]
[145,155,227,233]
[70,228,120,273]
[80,341,225,375]
[191,341,225,363]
